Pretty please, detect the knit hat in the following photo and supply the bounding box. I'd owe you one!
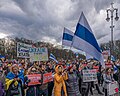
[67,66,73,71]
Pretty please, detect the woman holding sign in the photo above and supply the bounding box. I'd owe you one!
[103,68,115,96]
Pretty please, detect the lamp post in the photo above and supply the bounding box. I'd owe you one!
[106,2,119,59]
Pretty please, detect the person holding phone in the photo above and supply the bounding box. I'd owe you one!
[53,64,68,96]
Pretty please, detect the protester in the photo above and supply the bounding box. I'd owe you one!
[0,69,5,96]
[0,54,119,96]
[5,64,24,96]
[103,68,115,96]
[39,64,49,96]
[66,66,81,96]
[53,64,68,96]
[79,65,90,96]
[46,62,54,96]
[25,67,41,96]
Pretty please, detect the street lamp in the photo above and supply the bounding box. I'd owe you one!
[106,2,119,59]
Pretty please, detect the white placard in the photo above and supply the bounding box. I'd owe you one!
[108,81,119,95]
[83,69,97,82]
[29,47,48,62]
[17,42,32,58]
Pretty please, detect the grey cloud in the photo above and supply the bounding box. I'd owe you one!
[0,0,120,45]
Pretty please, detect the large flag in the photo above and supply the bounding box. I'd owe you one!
[62,27,74,47]
[49,53,58,63]
[72,12,105,68]
[86,53,93,60]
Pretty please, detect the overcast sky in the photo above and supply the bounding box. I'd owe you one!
[0,0,120,45]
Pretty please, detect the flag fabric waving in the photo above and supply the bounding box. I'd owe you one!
[62,27,74,47]
[49,53,58,63]
[86,53,93,60]
[72,12,105,68]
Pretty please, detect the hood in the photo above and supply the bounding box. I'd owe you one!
[55,65,63,74]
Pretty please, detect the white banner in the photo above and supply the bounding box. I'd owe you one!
[108,81,119,95]
[29,47,48,62]
[83,69,97,82]
[17,42,32,58]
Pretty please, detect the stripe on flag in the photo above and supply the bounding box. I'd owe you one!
[49,53,58,63]
[72,12,105,68]
[62,27,74,47]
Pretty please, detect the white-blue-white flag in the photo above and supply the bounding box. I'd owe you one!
[62,27,74,47]
[111,55,116,61]
[72,12,105,68]
[49,53,58,63]
[86,53,93,60]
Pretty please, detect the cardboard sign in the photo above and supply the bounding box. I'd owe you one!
[27,74,41,86]
[29,47,48,62]
[17,42,32,58]
[108,81,119,95]
[43,72,53,84]
[83,69,97,82]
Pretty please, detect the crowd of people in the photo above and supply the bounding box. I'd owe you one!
[0,57,120,96]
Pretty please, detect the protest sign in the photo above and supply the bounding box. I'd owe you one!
[108,81,119,95]
[83,69,97,82]
[17,42,32,58]
[29,47,48,62]
[27,74,41,86]
[43,72,53,84]
[102,50,110,61]
[105,62,112,68]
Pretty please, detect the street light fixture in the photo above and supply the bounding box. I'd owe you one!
[106,2,119,59]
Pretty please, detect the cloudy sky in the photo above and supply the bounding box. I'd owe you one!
[0,0,120,45]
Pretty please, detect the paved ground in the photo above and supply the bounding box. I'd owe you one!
[90,87,119,96]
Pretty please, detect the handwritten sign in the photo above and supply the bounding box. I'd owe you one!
[30,47,48,62]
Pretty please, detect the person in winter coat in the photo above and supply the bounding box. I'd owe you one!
[39,64,49,96]
[0,70,5,96]
[25,66,42,96]
[53,64,68,96]
[46,62,54,96]
[103,68,115,96]
[5,64,24,96]
[79,64,90,96]
[66,66,81,96]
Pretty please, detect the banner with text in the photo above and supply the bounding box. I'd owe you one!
[43,72,53,84]
[27,74,41,86]
[83,69,97,82]
[29,47,48,62]
[17,42,32,58]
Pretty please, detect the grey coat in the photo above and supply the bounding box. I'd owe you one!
[66,72,81,96]
[103,74,114,89]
